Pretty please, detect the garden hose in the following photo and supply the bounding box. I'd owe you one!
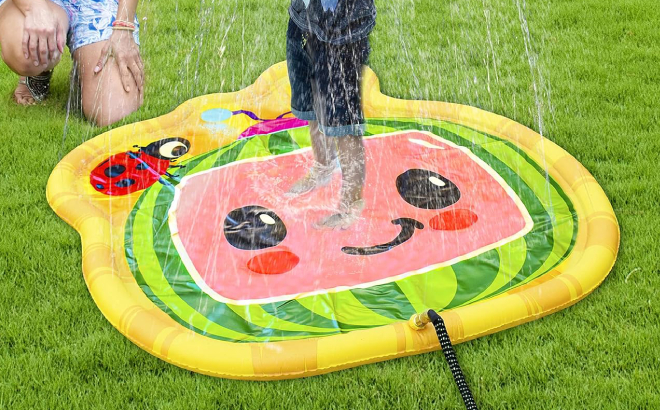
[409,309,478,410]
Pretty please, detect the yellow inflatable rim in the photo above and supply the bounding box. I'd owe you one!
[47,62,619,380]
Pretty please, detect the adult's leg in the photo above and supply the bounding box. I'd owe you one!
[73,41,142,127]
[0,0,68,104]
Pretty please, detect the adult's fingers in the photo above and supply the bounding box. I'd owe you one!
[135,53,145,102]
[28,35,39,66]
[57,22,66,54]
[136,52,144,73]
[94,44,110,73]
[129,60,143,93]
[47,37,59,64]
[22,31,30,60]
[47,25,59,63]
[38,33,49,66]
[118,62,133,92]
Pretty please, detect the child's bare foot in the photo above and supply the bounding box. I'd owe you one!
[14,78,37,105]
[314,199,365,230]
[286,161,338,196]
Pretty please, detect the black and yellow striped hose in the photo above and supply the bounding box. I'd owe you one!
[409,309,478,410]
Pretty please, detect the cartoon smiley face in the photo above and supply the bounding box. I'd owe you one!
[169,131,532,303]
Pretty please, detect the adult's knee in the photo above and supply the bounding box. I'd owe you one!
[1,45,61,76]
[82,94,142,127]
[2,47,36,76]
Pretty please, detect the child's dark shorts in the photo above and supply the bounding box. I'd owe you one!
[286,19,370,137]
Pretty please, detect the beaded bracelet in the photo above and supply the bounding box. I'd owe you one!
[112,20,136,30]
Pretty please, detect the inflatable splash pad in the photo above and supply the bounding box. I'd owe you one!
[47,62,619,380]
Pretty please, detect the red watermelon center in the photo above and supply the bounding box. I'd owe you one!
[170,131,531,303]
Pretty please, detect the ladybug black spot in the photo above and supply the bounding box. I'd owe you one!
[95,184,105,190]
[136,162,149,171]
[104,164,127,178]
[115,178,136,188]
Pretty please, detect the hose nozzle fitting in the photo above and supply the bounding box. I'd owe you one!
[408,309,433,330]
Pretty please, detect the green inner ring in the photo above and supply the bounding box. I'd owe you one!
[124,118,578,343]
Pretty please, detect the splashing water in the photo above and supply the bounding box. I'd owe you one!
[516,0,556,224]
[53,0,562,335]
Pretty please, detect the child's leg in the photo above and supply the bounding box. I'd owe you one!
[285,19,338,196]
[337,135,365,207]
[287,119,338,195]
[308,120,337,166]
[311,36,370,229]
[314,134,365,229]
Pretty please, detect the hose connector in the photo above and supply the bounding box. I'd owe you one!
[408,309,433,330]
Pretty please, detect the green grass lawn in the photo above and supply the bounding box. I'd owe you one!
[1,0,659,408]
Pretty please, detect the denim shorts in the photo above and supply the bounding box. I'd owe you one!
[286,18,370,137]
[0,0,139,53]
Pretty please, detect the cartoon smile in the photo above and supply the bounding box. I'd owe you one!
[342,218,425,256]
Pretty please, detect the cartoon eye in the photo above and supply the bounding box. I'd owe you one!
[396,169,461,209]
[104,164,126,178]
[143,138,191,160]
[224,206,287,250]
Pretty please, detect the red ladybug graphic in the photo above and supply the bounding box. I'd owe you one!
[90,137,191,196]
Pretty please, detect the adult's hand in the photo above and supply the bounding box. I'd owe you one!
[20,0,66,68]
[94,30,143,95]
